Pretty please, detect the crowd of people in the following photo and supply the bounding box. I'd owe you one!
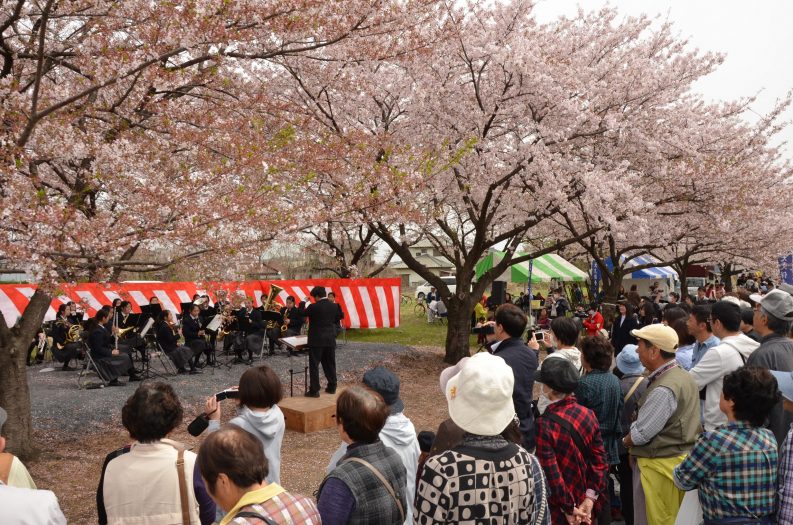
[6,279,793,524]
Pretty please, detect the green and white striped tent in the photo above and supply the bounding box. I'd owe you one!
[475,251,588,283]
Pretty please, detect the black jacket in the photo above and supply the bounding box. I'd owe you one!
[280,306,303,332]
[611,315,639,355]
[490,336,539,451]
[182,315,203,343]
[88,325,114,359]
[300,298,342,348]
[155,321,178,353]
[249,308,265,333]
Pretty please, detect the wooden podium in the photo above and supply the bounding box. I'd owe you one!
[279,391,338,433]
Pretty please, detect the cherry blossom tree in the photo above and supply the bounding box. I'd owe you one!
[274,1,736,362]
[560,95,792,308]
[0,0,437,457]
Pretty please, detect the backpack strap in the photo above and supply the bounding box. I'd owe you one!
[343,457,405,523]
[624,377,645,403]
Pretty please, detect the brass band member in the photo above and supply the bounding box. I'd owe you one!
[182,304,210,369]
[87,309,140,385]
[66,301,84,326]
[283,295,304,335]
[154,310,199,374]
[51,304,79,371]
[243,298,265,364]
[327,292,345,336]
[118,301,147,359]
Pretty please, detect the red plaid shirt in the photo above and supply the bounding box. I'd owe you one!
[536,395,608,524]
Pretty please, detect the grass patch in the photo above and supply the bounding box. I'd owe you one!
[345,299,478,349]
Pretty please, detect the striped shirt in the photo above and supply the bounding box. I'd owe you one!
[673,421,777,521]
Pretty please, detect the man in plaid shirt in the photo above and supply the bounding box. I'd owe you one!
[536,358,608,525]
[198,426,320,525]
[771,369,793,523]
[674,367,778,524]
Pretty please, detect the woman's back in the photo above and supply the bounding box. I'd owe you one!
[416,436,546,525]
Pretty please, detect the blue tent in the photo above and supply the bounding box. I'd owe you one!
[596,254,678,280]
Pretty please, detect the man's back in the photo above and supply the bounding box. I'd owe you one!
[746,334,793,446]
[303,299,340,346]
[492,337,538,449]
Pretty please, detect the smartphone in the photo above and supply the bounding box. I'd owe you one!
[215,389,240,401]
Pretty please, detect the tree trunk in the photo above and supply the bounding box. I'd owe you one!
[677,261,690,299]
[0,290,51,460]
[721,262,735,292]
[600,272,623,329]
[443,294,475,364]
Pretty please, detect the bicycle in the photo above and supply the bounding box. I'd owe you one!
[414,297,427,318]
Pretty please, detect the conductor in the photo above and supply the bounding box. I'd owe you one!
[300,286,342,397]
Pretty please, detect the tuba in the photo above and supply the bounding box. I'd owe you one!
[263,284,284,330]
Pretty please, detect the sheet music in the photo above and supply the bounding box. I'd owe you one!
[139,318,155,337]
[206,314,223,332]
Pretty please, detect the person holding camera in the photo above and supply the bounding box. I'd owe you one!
[204,366,285,485]
[481,303,539,451]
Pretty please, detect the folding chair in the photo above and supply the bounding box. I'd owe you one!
[76,341,110,389]
[149,340,178,377]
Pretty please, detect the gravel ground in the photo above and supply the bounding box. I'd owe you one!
[27,341,409,434]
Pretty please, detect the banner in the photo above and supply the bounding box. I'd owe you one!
[780,254,793,285]
[0,278,401,329]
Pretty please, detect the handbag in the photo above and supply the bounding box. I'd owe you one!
[343,457,405,523]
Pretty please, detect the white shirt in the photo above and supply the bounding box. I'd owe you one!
[689,333,759,431]
[0,482,66,525]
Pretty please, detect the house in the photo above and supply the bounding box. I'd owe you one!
[389,239,455,288]
[0,257,31,282]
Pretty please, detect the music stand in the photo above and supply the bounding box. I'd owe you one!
[140,304,162,325]
[280,335,309,396]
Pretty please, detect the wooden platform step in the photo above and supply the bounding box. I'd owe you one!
[280,391,338,433]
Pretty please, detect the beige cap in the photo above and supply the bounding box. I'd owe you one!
[631,324,679,352]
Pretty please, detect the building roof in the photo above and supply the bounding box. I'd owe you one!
[390,254,454,271]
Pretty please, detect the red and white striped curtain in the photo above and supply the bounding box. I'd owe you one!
[0,278,401,329]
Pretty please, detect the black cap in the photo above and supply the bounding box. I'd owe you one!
[363,367,404,414]
[536,358,580,394]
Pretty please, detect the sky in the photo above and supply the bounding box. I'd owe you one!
[532,0,793,161]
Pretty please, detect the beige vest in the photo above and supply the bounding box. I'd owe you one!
[103,439,200,525]
[631,365,701,458]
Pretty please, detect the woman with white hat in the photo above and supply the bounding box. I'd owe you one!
[414,352,549,525]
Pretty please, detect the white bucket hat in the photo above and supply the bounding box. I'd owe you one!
[446,352,515,436]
